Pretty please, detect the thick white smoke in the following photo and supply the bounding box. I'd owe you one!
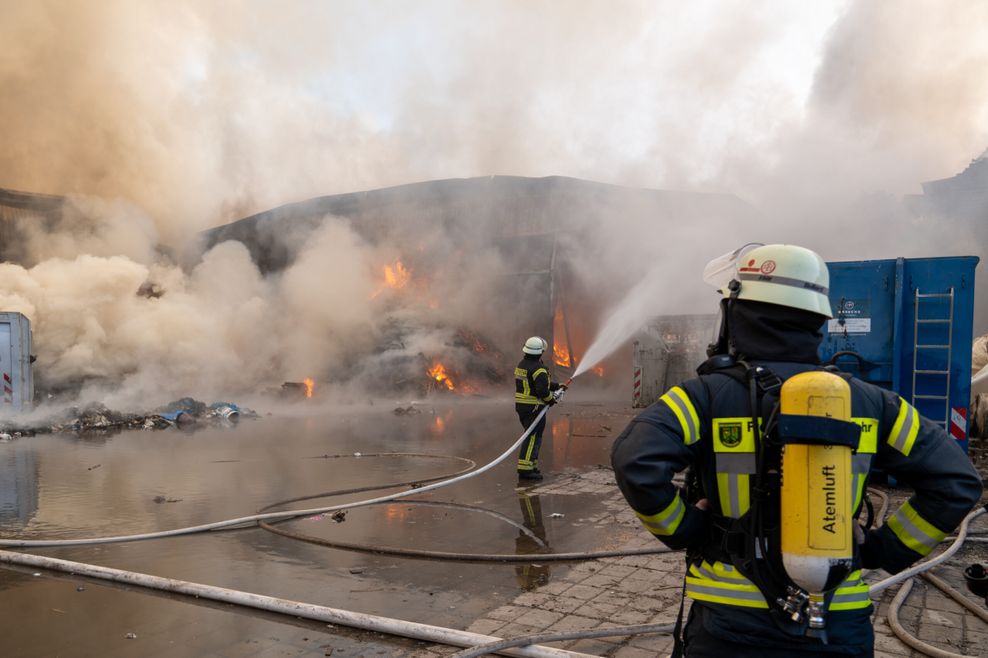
[1,1,987,410]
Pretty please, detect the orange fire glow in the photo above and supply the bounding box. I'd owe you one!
[303,378,314,399]
[383,261,411,289]
[384,260,412,288]
[552,303,573,367]
[592,366,605,377]
[371,260,413,299]
[427,362,455,391]
[554,343,571,368]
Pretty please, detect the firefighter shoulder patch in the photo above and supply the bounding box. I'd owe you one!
[718,422,743,448]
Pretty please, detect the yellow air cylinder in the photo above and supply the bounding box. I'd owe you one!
[780,371,854,596]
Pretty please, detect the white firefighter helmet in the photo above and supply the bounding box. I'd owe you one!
[523,336,547,355]
[714,244,833,318]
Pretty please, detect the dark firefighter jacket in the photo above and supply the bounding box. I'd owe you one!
[611,360,983,651]
[514,355,559,413]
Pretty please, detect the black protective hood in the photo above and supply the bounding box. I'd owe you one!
[728,299,827,364]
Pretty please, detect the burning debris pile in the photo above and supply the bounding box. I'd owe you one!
[343,319,509,398]
[0,176,749,408]
[0,398,256,438]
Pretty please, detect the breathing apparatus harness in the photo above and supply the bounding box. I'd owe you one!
[678,280,865,645]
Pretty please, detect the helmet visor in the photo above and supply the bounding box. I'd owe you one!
[702,243,764,291]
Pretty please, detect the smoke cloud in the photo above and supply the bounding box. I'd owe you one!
[1,1,987,410]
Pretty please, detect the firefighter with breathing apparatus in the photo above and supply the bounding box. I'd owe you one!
[611,244,983,656]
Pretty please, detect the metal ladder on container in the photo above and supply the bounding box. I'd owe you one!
[911,287,954,431]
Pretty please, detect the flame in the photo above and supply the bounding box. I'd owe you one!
[371,260,412,299]
[552,303,572,367]
[592,366,605,377]
[427,362,455,391]
[383,261,411,289]
[434,416,445,432]
[553,343,571,368]
[303,378,314,399]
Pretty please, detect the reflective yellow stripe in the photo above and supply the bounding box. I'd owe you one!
[636,495,686,536]
[830,571,871,611]
[887,398,920,456]
[715,472,751,519]
[686,562,869,611]
[514,367,535,404]
[660,386,700,445]
[712,418,756,518]
[531,368,553,403]
[887,500,946,555]
[685,561,767,608]
[850,418,878,512]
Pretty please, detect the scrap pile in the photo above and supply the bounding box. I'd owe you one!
[0,398,256,438]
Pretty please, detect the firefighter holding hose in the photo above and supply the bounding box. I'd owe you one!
[515,336,565,481]
[611,244,983,656]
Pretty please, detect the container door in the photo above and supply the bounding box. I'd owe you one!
[821,260,897,388]
[0,321,11,408]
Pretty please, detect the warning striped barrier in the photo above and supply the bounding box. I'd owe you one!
[950,406,967,440]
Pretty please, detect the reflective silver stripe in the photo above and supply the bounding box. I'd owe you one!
[830,590,871,605]
[889,404,917,454]
[686,582,766,602]
[637,496,686,536]
[737,272,828,295]
[664,388,698,443]
[694,563,750,584]
[889,505,942,553]
[729,474,741,518]
[851,454,871,507]
[716,453,757,474]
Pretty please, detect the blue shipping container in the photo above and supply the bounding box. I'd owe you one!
[820,256,979,452]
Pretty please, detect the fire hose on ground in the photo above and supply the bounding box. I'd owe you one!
[2,380,986,657]
[0,383,678,656]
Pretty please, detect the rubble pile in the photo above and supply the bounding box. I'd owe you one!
[0,398,256,438]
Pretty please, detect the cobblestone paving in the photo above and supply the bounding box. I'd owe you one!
[414,469,988,658]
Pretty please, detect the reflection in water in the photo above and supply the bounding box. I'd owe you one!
[0,403,624,657]
[0,448,38,527]
[515,493,550,590]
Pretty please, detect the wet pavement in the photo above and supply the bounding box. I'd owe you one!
[2,397,987,657]
[0,397,639,657]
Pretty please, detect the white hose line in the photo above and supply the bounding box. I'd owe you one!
[0,549,596,658]
[870,507,986,595]
[920,571,988,625]
[448,622,676,658]
[0,404,554,548]
[887,579,971,658]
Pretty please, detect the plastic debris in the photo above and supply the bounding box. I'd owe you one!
[125,632,137,640]
[550,513,565,518]
[0,398,258,437]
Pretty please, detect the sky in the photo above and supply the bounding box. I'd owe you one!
[1,0,987,408]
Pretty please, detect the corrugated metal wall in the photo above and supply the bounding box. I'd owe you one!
[0,188,64,263]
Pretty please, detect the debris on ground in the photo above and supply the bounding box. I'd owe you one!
[152,495,182,504]
[331,511,347,523]
[392,405,422,416]
[0,398,258,437]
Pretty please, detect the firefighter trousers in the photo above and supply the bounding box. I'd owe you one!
[516,406,547,472]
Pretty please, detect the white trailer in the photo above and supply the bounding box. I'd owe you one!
[632,314,717,408]
[0,312,34,413]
